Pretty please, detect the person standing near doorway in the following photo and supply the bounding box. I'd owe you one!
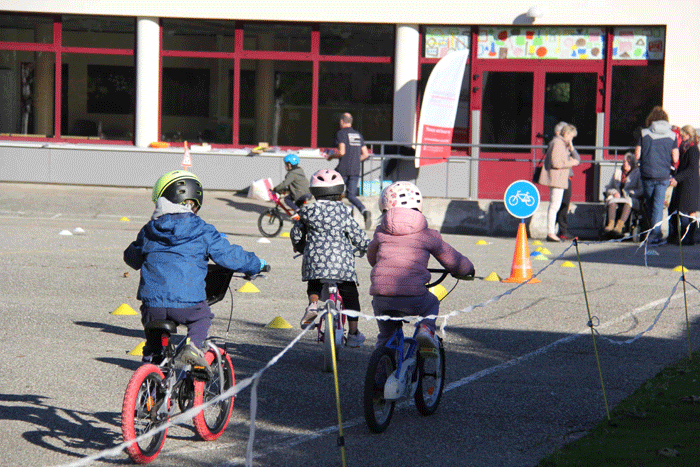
[325,112,373,229]
[634,106,679,246]
[538,124,580,242]
[551,121,580,240]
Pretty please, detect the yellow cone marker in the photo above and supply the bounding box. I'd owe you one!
[476,240,488,245]
[484,272,502,281]
[532,240,543,245]
[429,284,448,300]
[120,217,130,222]
[533,254,549,261]
[280,231,290,237]
[673,265,688,272]
[112,303,138,315]
[128,341,145,356]
[237,282,260,293]
[561,261,575,268]
[266,316,293,329]
[539,247,552,255]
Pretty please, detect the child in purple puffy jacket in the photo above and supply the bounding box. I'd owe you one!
[367,181,474,350]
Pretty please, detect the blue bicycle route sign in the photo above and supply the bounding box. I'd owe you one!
[504,180,540,219]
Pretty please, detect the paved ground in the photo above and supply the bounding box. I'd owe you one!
[1,182,700,467]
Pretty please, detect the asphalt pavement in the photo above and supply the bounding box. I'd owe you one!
[1,182,700,467]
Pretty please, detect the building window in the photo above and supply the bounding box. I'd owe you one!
[244,23,312,52]
[163,19,235,52]
[609,63,664,147]
[320,24,394,56]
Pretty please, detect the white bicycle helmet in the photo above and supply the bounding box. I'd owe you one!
[379,181,423,212]
[309,169,345,197]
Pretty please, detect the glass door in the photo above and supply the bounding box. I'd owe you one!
[474,62,602,201]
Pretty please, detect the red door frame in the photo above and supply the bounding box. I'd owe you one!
[470,55,605,201]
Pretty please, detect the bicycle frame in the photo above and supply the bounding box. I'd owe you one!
[381,326,419,401]
[317,282,346,343]
[268,191,297,218]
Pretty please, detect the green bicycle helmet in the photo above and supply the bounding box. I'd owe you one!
[152,170,204,208]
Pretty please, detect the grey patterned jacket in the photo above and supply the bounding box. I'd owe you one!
[290,200,370,283]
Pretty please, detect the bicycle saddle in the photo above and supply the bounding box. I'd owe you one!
[144,319,178,335]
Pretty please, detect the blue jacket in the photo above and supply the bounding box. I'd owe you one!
[637,120,678,180]
[124,199,262,307]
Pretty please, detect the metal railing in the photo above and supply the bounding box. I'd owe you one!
[360,141,636,200]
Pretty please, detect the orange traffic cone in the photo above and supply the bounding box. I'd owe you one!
[502,222,540,284]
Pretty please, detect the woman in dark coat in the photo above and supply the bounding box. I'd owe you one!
[668,125,699,245]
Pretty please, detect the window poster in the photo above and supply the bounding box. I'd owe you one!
[477,27,605,60]
[612,27,665,60]
[424,27,470,59]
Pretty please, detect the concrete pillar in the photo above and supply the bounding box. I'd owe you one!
[393,24,419,144]
[34,23,54,136]
[255,33,275,144]
[135,17,160,148]
[392,24,420,181]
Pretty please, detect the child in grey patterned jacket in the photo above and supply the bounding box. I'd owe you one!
[290,169,370,348]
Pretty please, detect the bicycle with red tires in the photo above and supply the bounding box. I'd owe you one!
[121,263,269,464]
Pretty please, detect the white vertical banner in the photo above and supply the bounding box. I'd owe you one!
[415,49,469,167]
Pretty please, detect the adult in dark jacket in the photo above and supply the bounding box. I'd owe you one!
[668,125,700,245]
[634,106,679,245]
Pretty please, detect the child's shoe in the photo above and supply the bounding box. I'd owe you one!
[346,330,366,348]
[179,338,213,377]
[300,303,318,329]
[291,213,300,221]
[415,325,439,353]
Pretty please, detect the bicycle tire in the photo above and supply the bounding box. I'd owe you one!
[363,347,396,433]
[257,209,283,237]
[322,306,335,373]
[193,348,235,440]
[414,337,446,416]
[121,364,168,464]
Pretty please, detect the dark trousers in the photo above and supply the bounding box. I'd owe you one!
[141,301,214,357]
[307,279,360,322]
[556,178,572,236]
[342,175,366,213]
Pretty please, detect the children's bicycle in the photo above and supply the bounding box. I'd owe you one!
[362,268,471,433]
[257,190,310,237]
[121,263,270,464]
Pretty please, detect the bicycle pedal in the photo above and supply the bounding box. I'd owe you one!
[190,365,212,381]
[419,347,439,358]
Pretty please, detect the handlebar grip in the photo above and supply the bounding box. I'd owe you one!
[261,264,272,273]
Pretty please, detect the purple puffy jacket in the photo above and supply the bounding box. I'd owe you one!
[367,207,474,296]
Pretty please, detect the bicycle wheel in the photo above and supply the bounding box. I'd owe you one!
[257,209,283,237]
[414,338,446,416]
[193,348,235,441]
[122,364,168,464]
[363,347,396,433]
[322,306,336,373]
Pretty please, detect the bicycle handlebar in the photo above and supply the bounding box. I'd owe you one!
[426,268,474,289]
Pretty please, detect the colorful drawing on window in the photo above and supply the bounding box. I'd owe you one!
[612,27,665,60]
[477,27,605,60]
[425,27,470,59]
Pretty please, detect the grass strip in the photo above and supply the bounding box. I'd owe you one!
[539,352,700,466]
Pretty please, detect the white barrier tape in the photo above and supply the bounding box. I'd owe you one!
[591,277,682,345]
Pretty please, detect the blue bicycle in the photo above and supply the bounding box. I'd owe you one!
[363,268,470,433]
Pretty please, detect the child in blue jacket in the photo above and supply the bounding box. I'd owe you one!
[124,170,267,371]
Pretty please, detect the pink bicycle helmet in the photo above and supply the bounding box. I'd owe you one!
[379,181,423,212]
[310,169,345,197]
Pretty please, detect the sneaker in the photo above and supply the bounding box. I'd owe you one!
[415,324,439,352]
[291,213,300,221]
[179,339,212,377]
[363,210,372,230]
[346,330,366,348]
[300,303,318,329]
